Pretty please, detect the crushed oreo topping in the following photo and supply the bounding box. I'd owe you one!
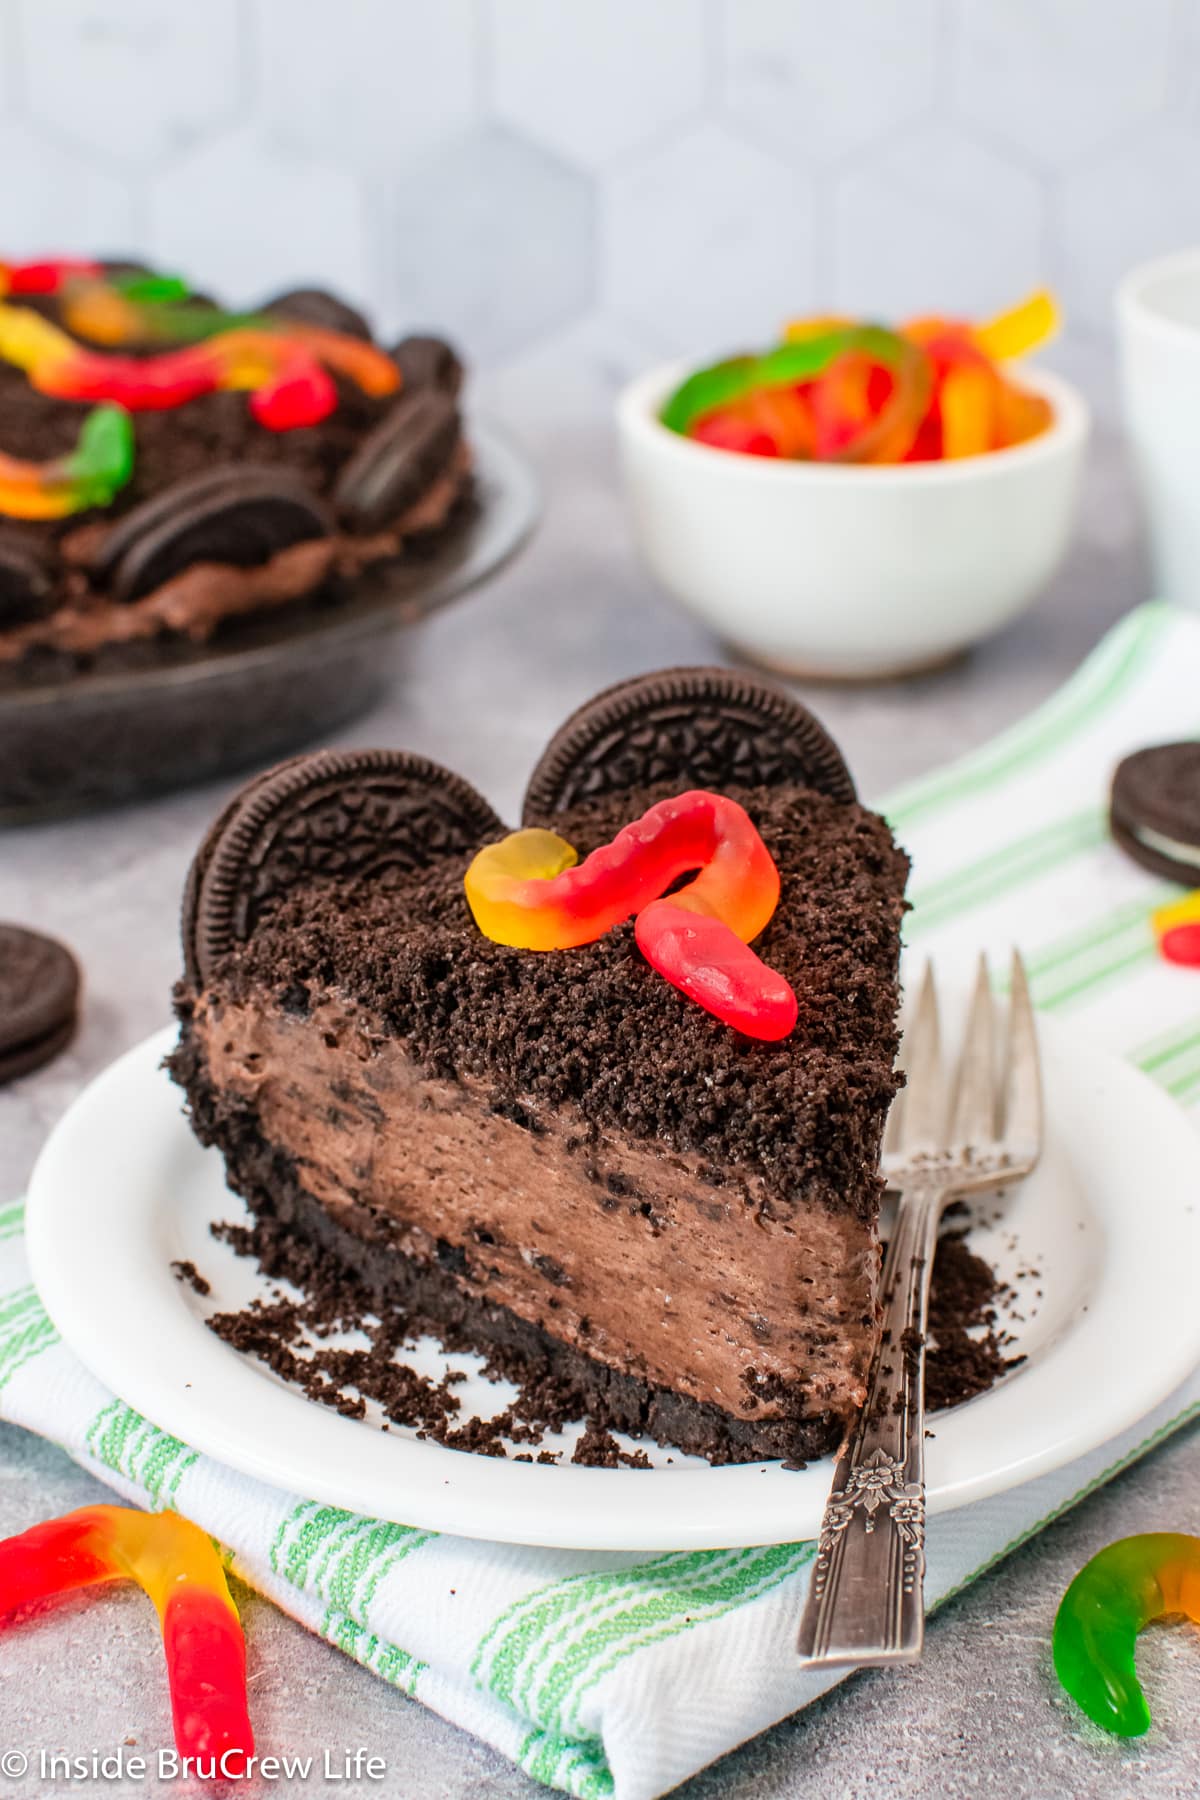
[198,779,909,1222]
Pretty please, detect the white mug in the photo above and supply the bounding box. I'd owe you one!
[1118,249,1200,610]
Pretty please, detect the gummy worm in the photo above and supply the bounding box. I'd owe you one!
[1152,891,1200,968]
[58,281,399,401]
[0,300,397,432]
[971,288,1059,361]
[0,403,134,519]
[0,260,188,303]
[464,790,798,1041]
[0,257,103,297]
[1052,1532,1200,1736]
[660,326,932,463]
[660,332,853,437]
[809,328,933,463]
[0,1505,254,1773]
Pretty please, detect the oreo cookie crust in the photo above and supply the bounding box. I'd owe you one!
[170,681,908,1465]
[0,924,80,1084]
[1111,742,1200,884]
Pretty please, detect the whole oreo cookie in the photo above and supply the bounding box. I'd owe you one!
[522,667,856,823]
[390,334,464,399]
[0,924,80,1085]
[0,536,55,627]
[334,390,460,532]
[1110,742,1200,883]
[260,286,373,343]
[92,466,334,602]
[183,748,504,986]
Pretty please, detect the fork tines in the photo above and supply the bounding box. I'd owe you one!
[884,952,1042,1183]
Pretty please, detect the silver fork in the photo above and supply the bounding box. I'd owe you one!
[796,952,1043,1667]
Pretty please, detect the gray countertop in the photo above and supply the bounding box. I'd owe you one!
[1,411,1197,1799]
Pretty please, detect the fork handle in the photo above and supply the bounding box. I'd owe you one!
[796,1177,947,1666]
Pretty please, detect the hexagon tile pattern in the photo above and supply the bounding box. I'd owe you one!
[832,123,1046,322]
[387,129,594,361]
[18,0,243,167]
[0,0,1196,400]
[954,0,1175,169]
[0,120,135,254]
[720,0,941,164]
[0,6,15,118]
[256,0,478,170]
[1058,121,1200,332]
[148,126,372,314]
[489,0,707,170]
[604,124,815,357]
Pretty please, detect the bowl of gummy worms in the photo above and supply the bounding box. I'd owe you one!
[617,291,1088,681]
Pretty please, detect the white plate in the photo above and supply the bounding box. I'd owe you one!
[26,1020,1200,1550]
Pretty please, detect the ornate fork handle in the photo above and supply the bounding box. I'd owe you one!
[796,1176,948,1665]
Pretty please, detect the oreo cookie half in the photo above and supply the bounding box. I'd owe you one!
[0,923,80,1085]
[334,390,460,532]
[92,466,334,602]
[1110,741,1200,883]
[183,748,505,986]
[0,536,55,627]
[260,286,373,343]
[390,334,464,399]
[522,667,856,823]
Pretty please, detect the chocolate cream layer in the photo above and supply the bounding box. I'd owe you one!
[173,779,908,1449]
[188,992,881,1430]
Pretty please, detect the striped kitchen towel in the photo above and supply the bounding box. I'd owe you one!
[1,599,1199,1800]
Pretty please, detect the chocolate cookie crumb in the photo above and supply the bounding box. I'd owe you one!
[170,1259,210,1297]
[925,1230,1025,1411]
[572,1424,618,1467]
[198,1209,1024,1461]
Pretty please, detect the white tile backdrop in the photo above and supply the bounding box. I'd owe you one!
[2,0,1200,428]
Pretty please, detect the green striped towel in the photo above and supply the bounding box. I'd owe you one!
[3,600,1199,1799]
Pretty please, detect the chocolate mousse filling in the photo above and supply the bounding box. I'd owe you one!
[170,779,909,1464]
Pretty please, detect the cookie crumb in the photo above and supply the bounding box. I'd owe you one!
[170,1259,211,1298]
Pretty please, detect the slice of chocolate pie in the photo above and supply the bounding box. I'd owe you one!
[170,671,908,1463]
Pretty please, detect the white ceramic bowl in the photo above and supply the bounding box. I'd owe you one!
[617,361,1089,680]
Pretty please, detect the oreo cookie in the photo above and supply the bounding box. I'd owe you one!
[92,466,333,602]
[522,667,856,823]
[0,924,80,1085]
[0,536,54,627]
[390,334,464,399]
[334,390,460,533]
[183,748,504,986]
[1110,742,1200,884]
[261,286,373,343]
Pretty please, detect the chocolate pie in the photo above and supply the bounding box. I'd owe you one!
[169,671,909,1464]
[0,258,470,687]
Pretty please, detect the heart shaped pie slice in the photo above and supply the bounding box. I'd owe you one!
[170,671,908,1464]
